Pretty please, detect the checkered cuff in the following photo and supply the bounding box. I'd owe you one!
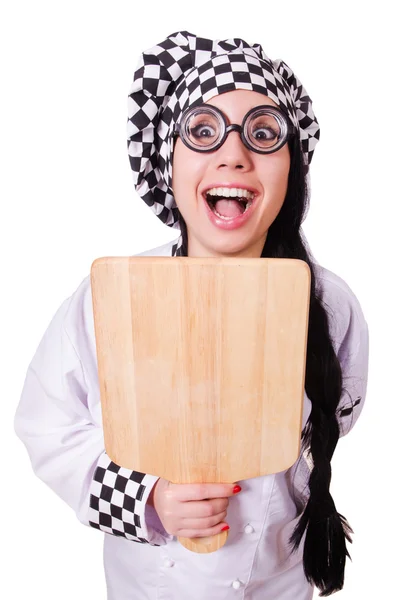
[88,453,171,546]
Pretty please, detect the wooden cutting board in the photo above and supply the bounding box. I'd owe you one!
[90,256,310,554]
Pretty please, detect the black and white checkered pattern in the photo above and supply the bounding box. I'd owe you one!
[171,235,183,257]
[89,453,161,545]
[128,31,320,229]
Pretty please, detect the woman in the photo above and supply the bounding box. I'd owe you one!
[14,31,369,599]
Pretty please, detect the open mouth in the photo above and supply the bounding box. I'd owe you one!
[204,187,255,219]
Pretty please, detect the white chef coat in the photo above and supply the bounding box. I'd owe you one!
[14,239,369,600]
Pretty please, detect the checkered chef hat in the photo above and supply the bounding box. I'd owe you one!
[127,30,320,230]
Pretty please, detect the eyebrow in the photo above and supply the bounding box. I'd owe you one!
[207,104,276,124]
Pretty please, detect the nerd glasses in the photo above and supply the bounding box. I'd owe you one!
[174,104,295,155]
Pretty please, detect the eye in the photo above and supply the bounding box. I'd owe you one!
[247,112,282,148]
[190,121,217,140]
[252,125,278,141]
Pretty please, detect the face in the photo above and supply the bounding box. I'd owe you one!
[172,90,291,258]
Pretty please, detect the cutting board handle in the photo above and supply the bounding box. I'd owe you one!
[177,530,228,553]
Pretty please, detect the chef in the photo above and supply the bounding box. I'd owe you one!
[14,31,369,599]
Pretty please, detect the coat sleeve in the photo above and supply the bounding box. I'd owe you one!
[318,269,370,438]
[335,296,369,437]
[14,289,172,546]
[286,271,370,508]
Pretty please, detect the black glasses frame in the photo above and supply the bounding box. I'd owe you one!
[173,104,296,155]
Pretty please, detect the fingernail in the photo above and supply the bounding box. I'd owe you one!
[233,485,242,494]
[221,525,230,531]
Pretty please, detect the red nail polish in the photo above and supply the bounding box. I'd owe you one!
[221,525,230,531]
[233,485,242,494]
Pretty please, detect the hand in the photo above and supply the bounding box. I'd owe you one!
[148,478,241,538]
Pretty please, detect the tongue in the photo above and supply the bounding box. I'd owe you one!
[214,198,245,218]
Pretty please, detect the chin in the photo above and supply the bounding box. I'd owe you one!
[198,235,266,258]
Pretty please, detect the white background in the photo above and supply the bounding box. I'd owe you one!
[1,1,395,598]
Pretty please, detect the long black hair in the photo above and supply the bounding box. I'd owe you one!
[177,133,352,596]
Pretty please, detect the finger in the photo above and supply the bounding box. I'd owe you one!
[177,521,230,539]
[173,482,240,502]
[179,497,229,519]
[180,511,228,531]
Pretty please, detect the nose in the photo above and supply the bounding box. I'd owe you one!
[215,129,253,171]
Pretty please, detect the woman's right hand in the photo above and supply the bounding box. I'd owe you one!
[147,478,241,538]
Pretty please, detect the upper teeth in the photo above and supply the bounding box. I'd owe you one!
[206,187,255,200]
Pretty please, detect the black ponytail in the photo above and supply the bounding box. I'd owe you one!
[263,134,353,595]
[178,133,353,595]
[289,291,353,596]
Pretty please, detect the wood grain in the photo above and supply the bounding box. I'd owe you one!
[90,257,310,553]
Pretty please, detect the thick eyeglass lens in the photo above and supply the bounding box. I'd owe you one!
[246,112,282,150]
[184,109,224,149]
[179,106,289,152]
